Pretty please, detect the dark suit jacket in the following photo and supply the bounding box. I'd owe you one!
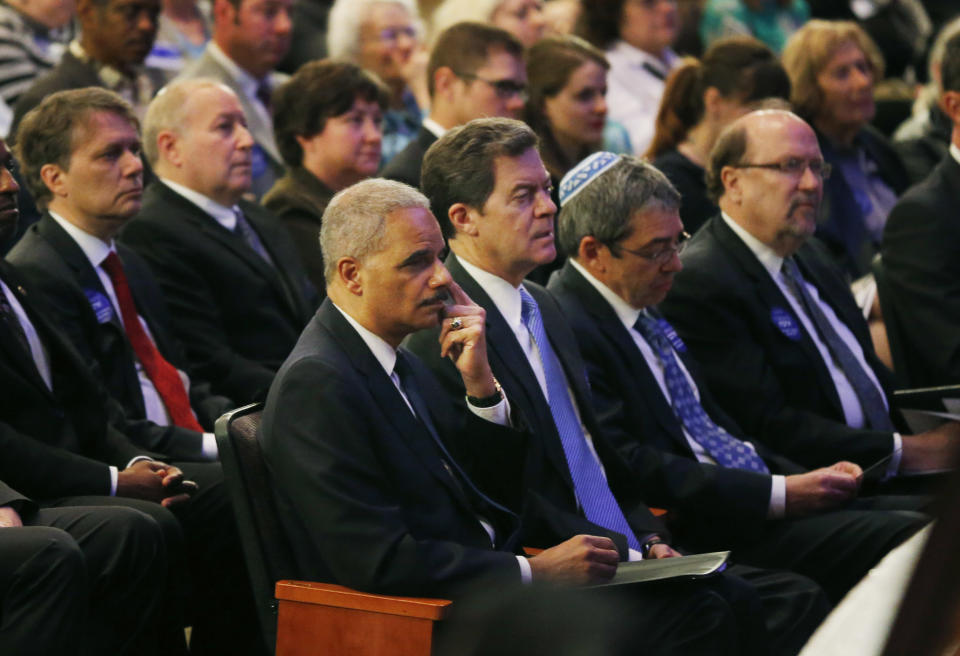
[0,480,34,515]
[660,216,900,470]
[7,214,233,453]
[0,260,156,501]
[548,262,807,539]
[816,125,909,279]
[379,126,437,189]
[119,181,318,404]
[262,166,333,294]
[406,254,667,557]
[260,300,525,598]
[882,154,960,387]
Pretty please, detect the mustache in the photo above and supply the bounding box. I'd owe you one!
[419,291,449,307]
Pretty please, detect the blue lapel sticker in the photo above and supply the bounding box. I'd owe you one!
[250,143,267,180]
[771,306,801,341]
[657,318,687,353]
[84,289,115,324]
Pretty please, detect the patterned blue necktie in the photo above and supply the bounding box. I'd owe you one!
[781,258,894,432]
[519,287,641,550]
[634,312,769,474]
[233,209,274,266]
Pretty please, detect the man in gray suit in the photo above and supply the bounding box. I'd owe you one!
[177,0,292,198]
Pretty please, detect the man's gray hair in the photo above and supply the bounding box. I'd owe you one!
[320,178,431,282]
[143,78,234,165]
[557,156,681,258]
[326,0,421,62]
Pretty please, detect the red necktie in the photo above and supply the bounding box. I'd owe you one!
[101,252,203,432]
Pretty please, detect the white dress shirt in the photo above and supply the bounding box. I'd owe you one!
[604,40,679,157]
[568,259,786,517]
[721,213,901,477]
[332,303,530,581]
[160,177,240,230]
[48,212,217,459]
[421,117,447,139]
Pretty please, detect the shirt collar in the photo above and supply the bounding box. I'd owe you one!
[69,39,134,84]
[607,39,677,74]
[567,258,642,330]
[48,210,115,268]
[457,256,525,331]
[331,302,398,377]
[721,211,783,277]
[206,41,263,99]
[160,177,240,231]
[421,117,447,139]
[950,142,960,167]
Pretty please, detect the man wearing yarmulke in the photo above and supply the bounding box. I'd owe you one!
[547,150,928,603]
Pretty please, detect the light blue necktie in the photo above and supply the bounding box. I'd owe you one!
[781,258,894,432]
[519,287,641,550]
[634,312,769,474]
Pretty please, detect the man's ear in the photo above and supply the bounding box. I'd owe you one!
[156,131,182,168]
[577,235,606,272]
[432,66,458,102]
[75,0,97,25]
[337,257,363,296]
[212,0,237,25]
[720,166,741,204]
[39,163,67,200]
[940,90,960,126]
[448,202,480,237]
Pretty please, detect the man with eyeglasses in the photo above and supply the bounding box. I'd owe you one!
[381,21,526,190]
[409,117,836,655]
[546,151,928,602]
[660,109,960,485]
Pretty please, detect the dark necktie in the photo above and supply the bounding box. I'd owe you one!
[256,81,272,113]
[233,209,274,266]
[101,252,203,432]
[781,258,894,431]
[393,352,512,528]
[633,313,769,473]
[518,288,642,550]
[0,285,32,359]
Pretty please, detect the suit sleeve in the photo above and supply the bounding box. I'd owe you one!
[0,480,36,516]
[261,356,521,598]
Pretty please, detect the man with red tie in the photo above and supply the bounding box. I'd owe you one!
[8,87,234,462]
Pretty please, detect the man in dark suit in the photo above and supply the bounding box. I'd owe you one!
[8,88,232,462]
[0,114,263,654]
[0,478,168,654]
[380,21,526,189]
[882,33,960,388]
[261,177,773,655]
[546,151,927,600]
[121,78,318,405]
[659,109,959,477]
[10,0,166,135]
[410,117,829,653]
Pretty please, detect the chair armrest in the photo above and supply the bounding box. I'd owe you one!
[892,385,960,411]
[274,580,452,620]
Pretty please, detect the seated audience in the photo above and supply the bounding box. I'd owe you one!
[262,176,815,655]
[648,36,790,235]
[892,15,960,185]
[699,0,809,53]
[176,0,292,199]
[0,479,168,655]
[547,151,926,601]
[781,20,909,281]
[121,79,317,405]
[659,109,960,479]
[0,108,260,653]
[264,60,387,294]
[541,0,579,37]
[881,32,960,388]
[0,0,74,109]
[430,0,545,48]
[575,0,681,156]
[409,117,830,653]
[277,0,333,73]
[10,0,165,132]
[327,0,426,165]
[145,0,211,80]
[381,21,526,189]
[8,90,233,460]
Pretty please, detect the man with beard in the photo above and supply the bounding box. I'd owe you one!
[660,109,960,479]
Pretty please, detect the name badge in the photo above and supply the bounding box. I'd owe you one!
[771,306,801,341]
[657,318,687,353]
[251,144,268,180]
[84,289,115,324]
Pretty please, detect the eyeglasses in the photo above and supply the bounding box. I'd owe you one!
[377,26,417,43]
[618,231,690,265]
[731,158,832,180]
[453,71,528,101]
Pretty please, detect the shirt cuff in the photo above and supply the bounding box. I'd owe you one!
[517,555,532,583]
[888,433,903,478]
[466,395,511,426]
[767,475,786,519]
[628,548,643,561]
[202,432,219,459]
[109,465,118,496]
